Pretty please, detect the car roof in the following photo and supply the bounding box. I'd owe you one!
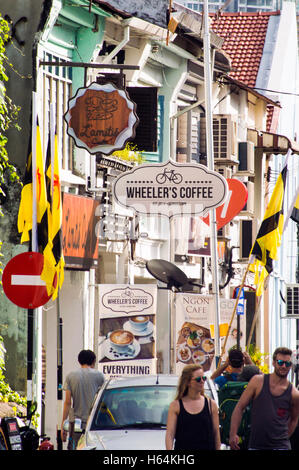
[105,374,179,389]
[102,371,214,390]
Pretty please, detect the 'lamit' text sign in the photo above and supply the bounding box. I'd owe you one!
[64,82,138,155]
[113,160,228,218]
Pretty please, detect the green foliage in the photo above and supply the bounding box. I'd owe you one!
[0,14,20,197]
[0,14,20,278]
[247,343,270,374]
[112,142,144,164]
[0,336,26,412]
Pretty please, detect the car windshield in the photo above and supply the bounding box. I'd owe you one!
[90,385,176,430]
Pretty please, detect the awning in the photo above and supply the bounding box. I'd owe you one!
[247,129,299,155]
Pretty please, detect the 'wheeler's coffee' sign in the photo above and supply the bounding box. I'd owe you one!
[64,82,138,155]
[113,160,228,218]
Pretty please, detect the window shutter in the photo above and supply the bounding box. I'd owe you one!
[126,87,158,152]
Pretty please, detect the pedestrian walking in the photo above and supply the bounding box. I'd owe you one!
[165,364,221,450]
[229,346,299,450]
[61,349,104,449]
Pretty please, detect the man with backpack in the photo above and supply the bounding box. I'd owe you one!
[211,349,252,388]
[211,348,255,448]
[229,346,299,450]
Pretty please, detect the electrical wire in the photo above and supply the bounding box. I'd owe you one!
[252,87,299,97]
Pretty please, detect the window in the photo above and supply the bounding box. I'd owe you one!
[41,52,73,171]
[126,87,158,152]
[91,385,176,430]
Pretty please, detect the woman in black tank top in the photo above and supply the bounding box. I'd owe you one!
[165,364,221,450]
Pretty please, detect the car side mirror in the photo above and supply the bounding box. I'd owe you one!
[63,418,83,433]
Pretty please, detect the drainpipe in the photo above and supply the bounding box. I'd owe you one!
[101,24,130,64]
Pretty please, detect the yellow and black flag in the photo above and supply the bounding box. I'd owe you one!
[17,121,47,246]
[41,132,65,299]
[17,135,33,243]
[40,136,56,296]
[290,192,299,224]
[249,157,288,295]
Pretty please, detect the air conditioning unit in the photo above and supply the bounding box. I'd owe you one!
[239,219,253,260]
[237,141,255,175]
[285,284,299,317]
[217,222,231,240]
[240,181,254,215]
[200,114,238,163]
[216,166,232,180]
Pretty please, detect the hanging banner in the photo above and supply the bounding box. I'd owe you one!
[98,284,157,378]
[175,294,215,375]
[210,298,246,354]
[175,294,246,375]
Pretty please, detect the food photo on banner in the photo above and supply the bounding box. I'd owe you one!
[175,294,215,374]
[175,294,246,374]
[98,285,157,378]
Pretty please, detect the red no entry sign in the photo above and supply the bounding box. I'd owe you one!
[2,252,52,309]
[202,178,248,230]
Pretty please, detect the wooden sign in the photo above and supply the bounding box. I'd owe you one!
[64,82,138,155]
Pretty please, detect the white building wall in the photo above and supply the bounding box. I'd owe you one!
[262,2,299,356]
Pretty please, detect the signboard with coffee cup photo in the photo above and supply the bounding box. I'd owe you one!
[98,285,157,378]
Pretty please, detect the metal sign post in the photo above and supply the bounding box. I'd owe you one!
[203,0,221,364]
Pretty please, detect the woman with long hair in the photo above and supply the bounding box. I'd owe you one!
[165,364,221,450]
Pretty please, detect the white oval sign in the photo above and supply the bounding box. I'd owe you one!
[113,160,228,218]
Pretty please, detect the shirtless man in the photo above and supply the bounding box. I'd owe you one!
[229,346,299,450]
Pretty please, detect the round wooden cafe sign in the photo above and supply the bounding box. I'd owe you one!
[64,82,139,155]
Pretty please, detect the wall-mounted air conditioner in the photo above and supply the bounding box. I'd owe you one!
[216,166,232,180]
[240,181,254,215]
[239,218,259,260]
[285,284,299,317]
[237,141,255,175]
[200,114,238,163]
[217,222,231,240]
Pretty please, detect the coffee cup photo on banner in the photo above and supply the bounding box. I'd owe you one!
[98,315,155,363]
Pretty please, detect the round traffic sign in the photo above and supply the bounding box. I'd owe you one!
[2,252,52,309]
[202,178,248,230]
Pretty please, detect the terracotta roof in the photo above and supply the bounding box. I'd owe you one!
[266,104,280,133]
[210,11,280,88]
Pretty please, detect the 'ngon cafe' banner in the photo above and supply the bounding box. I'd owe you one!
[98,284,157,378]
[175,294,246,375]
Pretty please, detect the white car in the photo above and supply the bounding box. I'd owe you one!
[77,373,219,450]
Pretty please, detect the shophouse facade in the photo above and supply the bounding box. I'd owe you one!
[1,0,299,447]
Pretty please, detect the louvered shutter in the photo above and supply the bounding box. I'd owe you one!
[126,87,158,152]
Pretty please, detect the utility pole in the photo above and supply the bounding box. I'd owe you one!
[203,0,221,363]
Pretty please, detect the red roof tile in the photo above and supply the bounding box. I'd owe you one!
[210,11,280,87]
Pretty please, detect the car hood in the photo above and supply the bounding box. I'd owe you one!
[81,429,166,450]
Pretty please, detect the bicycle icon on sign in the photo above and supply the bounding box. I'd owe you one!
[156,168,183,184]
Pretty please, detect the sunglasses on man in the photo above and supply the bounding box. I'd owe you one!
[194,376,207,383]
[276,359,292,367]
